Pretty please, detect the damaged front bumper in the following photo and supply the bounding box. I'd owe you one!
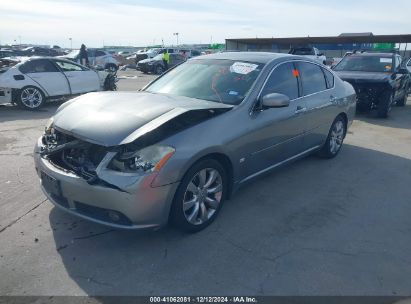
[34,136,179,230]
[0,87,12,105]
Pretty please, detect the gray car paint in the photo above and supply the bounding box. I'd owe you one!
[34,52,356,229]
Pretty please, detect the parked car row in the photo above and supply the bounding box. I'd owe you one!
[137,53,186,74]
[61,48,120,72]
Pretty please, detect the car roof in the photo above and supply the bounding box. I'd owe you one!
[195,52,292,64]
[350,52,395,57]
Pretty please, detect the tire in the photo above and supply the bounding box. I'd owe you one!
[105,63,118,72]
[17,86,45,110]
[377,91,393,118]
[155,65,164,75]
[317,115,346,159]
[396,93,407,107]
[103,74,117,91]
[170,159,227,233]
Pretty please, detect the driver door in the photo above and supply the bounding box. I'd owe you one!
[243,62,307,177]
[54,60,100,94]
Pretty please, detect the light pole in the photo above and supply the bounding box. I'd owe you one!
[69,38,72,50]
[173,32,179,46]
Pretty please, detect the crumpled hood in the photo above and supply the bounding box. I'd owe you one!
[335,71,392,84]
[53,92,232,147]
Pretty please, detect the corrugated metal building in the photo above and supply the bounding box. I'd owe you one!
[226,33,411,59]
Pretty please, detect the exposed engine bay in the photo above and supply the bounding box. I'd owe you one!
[40,107,230,190]
[41,129,110,184]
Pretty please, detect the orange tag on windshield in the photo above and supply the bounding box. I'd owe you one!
[292,69,299,77]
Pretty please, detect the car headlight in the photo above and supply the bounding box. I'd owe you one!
[45,118,54,134]
[109,145,175,173]
[147,62,154,65]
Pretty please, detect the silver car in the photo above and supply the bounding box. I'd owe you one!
[34,52,356,232]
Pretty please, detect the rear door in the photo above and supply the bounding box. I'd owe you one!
[21,59,70,96]
[296,61,335,149]
[54,60,100,94]
[244,62,307,176]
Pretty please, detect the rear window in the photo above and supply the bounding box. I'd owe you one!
[297,62,327,95]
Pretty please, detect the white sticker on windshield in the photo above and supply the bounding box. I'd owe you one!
[230,62,258,74]
[380,58,392,63]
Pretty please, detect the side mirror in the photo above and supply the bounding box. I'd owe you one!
[261,93,290,109]
[318,53,324,56]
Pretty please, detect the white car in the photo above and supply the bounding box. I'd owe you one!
[289,47,327,65]
[0,57,115,110]
[63,49,120,71]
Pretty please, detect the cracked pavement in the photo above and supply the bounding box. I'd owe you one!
[0,71,410,296]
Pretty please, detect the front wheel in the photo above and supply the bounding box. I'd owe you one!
[377,91,393,118]
[17,86,45,110]
[155,65,164,75]
[170,159,227,232]
[318,116,346,159]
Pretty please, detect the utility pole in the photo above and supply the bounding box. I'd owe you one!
[173,33,179,46]
[69,37,72,50]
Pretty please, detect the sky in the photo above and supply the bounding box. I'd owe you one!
[1,0,411,48]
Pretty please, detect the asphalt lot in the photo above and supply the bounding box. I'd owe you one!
[0,70,411,296]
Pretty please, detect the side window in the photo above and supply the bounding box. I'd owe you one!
[19,59,58,73]
[297,62,327,95]
[55,61,85,72]
[261,62,299,100]
[322,68,334,89]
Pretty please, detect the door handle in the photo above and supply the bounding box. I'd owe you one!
[295,106,307,114]
[66,75,74,78]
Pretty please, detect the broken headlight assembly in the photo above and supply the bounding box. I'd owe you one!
[109,145,175,173]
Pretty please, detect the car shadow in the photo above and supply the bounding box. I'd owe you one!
[354,100,411,131]
[49,143,411,296]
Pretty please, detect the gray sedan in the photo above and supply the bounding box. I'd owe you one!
[34,52,356,232]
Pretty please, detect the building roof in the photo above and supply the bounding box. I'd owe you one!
[226,34,411,45]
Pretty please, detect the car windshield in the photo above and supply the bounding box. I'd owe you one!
[153,54,163,60]
[145,59,264,105]
[334,55,393,72]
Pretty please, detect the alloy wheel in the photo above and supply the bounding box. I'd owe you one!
[183,168,223,225]
[21,88,43,109]
[329,120,345,154]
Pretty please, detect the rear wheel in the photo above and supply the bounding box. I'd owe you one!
[17,86,45,110]
[377,91,393,118]
[318,116,346,159]
[396,93,407,107]
[170,159,227,232]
